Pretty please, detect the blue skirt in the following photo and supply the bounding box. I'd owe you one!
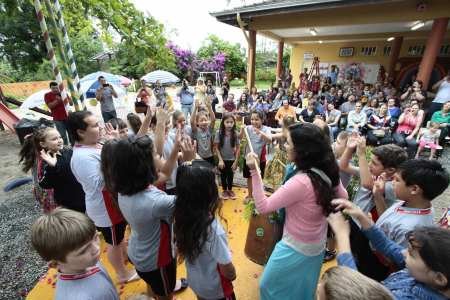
[260,240,324,300]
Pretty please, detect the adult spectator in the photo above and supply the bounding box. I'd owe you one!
[248,87,258,108]
[289,90,301,107]
[362,98,379,119]
[275,100,296,126]
[299,102,320,123]
[136,80,152,105]
[254,94,270,114]
[153,80,167,108]
[177,79,194,117]
[400,80,426,106]
[221,76,230,102]
[428,71,450,121]
[393,102,422,158]
[206,79,218,113]
[237,93,249,113]
[325,102,341,139]
[339,94,357,128]
[346,101,367,132]
[95,76,118,123]
[430,100,450,145]
[270,92,283,112]
[44,81,73,145]
[334,89,345,108]
[329,65,338,85]
[387,97,401,121]
[366,103,392,146]
[375,91,385,103]
[222,93,236,113]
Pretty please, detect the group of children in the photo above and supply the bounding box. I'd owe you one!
[21,92,450,299]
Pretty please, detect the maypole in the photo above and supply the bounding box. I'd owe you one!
[52,0,84,106]
[43,0,80,111]
[34,0,70,107]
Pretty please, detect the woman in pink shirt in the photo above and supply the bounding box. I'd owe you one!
[246,123,348,300]
[393,102,423,157]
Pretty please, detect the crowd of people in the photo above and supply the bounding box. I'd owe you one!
[20,69,450,300]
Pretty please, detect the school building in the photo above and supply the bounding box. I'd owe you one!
[211,0,450,89]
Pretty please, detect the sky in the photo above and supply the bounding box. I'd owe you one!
[130,0,274,51]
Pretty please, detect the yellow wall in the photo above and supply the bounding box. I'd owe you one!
[289,39,432,85]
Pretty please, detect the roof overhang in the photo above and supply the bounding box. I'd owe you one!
[211,0,450,43]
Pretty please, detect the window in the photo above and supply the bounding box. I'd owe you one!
[407,45,425,56]
[360,47,377,56]
[439,44,450,56]
[383,46,392,56]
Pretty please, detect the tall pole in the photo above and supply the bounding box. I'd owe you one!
[34,0,69,106]
[43,0,80,111]
[52,0,84,107]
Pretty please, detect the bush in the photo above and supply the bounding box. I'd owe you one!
[256,68,276,82]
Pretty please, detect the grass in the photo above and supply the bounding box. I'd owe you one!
[229,79,273,90]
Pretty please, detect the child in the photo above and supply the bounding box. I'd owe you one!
[68,111,138,284]
[170,110,192,138]
[36,127,86,213]
[214,113,240,199]
[102,132,195,299]
[31,208,119,300]
[240,110,272,201]
[415,121,441,159]
[108,118,129,139]
[316,266,393,300]
[19,127,55,213]
[191,98,216,166]
[347,159,449,280]
[174,160,236,300]
[339,136,408,219]
[246,123,348,300]
[127,113,143,137]
[328,205,450,300]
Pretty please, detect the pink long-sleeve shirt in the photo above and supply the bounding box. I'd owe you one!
[251,170,348,245]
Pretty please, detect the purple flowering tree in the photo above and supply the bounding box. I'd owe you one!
[167,42,226,82]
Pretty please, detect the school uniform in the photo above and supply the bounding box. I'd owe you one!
[55,263,118,300]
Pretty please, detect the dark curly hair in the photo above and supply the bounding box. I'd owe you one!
[288,123,340,216]
[101,135,157,196]
[174,160,222,263]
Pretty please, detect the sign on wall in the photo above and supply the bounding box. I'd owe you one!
[323,62,380,83]
[303,52,314,60]
[339,47,354,57]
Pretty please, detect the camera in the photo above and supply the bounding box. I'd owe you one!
[103,83,110,88]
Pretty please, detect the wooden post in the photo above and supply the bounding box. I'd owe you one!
[417,18,449,90]
[247,30,257,90]
[387,36,403,79]
[243,126,261,178]
[276,40,284,81]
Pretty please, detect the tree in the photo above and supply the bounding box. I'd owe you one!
[197,34,246,79]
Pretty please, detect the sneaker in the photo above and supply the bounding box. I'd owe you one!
[220,192,229,200]
[228,190,237,199]
[323,249,336,262]
[243,195,253,204]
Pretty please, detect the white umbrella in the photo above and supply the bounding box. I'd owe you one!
[20,89,50,109]
[141,70,179,84]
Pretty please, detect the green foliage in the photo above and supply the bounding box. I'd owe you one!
[255,68,276,82]
[0,4,47,74]
[0,0,175,81]
[197,34,246,79]
[255,51,276,69]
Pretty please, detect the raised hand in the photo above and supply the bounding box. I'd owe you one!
[356,136,367,156]
[155,107,169,126]
[104,123,119,140]
[372,174,386,198]
[40,149,57,167]
[245,152,259,170]
[327,212,350,238]
[346,133,359,149]
[181,137,196,162]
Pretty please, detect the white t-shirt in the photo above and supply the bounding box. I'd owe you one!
[71,145,115,227]
[186,219,233,299]
[376,201,435,247]
[433,80,450,104]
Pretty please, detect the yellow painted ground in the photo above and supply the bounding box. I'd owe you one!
[27,187,336,300]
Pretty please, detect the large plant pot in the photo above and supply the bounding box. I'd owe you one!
[244,213,282,265]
